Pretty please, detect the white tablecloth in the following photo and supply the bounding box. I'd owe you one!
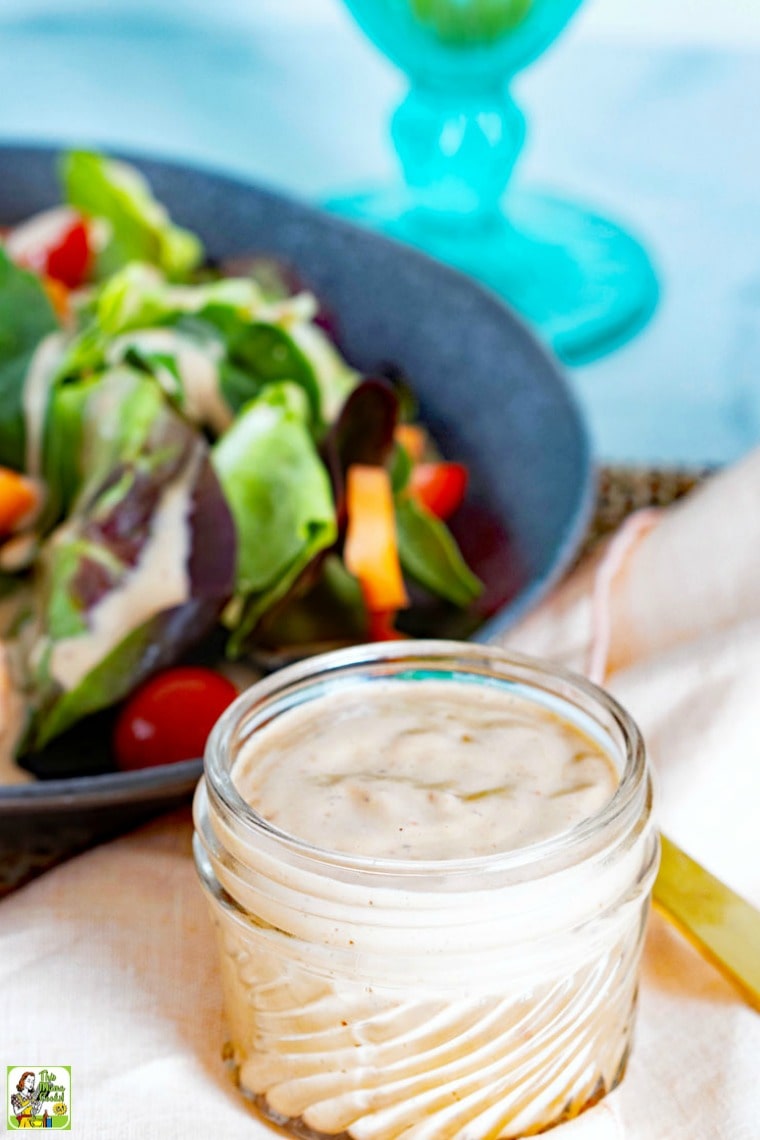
[3,451,759,1138]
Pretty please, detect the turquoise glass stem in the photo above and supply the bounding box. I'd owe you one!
[391,86,525,222]
[330,0,658,363]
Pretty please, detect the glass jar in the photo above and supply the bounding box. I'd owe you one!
[193,641,659,1140]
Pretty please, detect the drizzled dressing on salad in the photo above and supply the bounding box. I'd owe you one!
[48,439,201,691]
[23,331,67,478]
[106,329,232,435]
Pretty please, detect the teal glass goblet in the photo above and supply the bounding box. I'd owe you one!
[327,0,658,364]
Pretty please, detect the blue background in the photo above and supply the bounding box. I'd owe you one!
[1,0,759,465]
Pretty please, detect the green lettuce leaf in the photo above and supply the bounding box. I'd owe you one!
[395,496,483,607]
[93,263,259,337]
[0,249,59,471]
[41,375,101,523]
[37,365,164,529]
[251,554,367,653]
[223,320,321,423]
[212,383,337,654]
[61,151,204,280]
[288,322,357,425]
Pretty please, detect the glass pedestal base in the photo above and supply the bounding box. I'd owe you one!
[326,187,658,365]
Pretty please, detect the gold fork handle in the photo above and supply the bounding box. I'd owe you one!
[653,834,760,1013]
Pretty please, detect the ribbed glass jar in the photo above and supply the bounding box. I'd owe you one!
[194,641,659,1140]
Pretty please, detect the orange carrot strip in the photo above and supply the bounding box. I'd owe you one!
[394,423,426,464]
[0,468,39,535]
[344,465,409,614]
[42,276,70,324]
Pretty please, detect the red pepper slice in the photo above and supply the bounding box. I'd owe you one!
[44,218,92,289]
[367,609,406,642]
[7,210,92,289]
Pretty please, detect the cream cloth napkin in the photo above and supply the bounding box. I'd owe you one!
[3,451,760,1139]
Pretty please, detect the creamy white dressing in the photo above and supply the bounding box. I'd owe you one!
[232,680,618,859]
[107,329,232,435]
[259,292,319,328]
[163,276,261,316]
[49,441,201,691]
[81,366,138,459]
[23,331,67,479]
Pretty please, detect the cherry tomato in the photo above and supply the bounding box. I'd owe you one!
[408,462,468,520]
[113,667,238,770]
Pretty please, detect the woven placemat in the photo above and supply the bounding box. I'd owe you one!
[0,465,712,897]
[580,464,712,556]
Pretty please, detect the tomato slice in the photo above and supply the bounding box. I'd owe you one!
[407,462,468,520]
[113,667,238,770]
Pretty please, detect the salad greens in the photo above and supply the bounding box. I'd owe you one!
[24,368,236,750]
[0,250,59,472]
[62,151,203,280]
[213,383,337,656]
[0,150,484,768]
[395,496,482,607]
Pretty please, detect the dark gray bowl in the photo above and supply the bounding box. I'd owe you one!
[0,143,592,843]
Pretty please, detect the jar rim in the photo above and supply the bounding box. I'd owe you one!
[202,640,649,880]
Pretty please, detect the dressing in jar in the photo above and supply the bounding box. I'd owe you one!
[193,641,659,1140]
